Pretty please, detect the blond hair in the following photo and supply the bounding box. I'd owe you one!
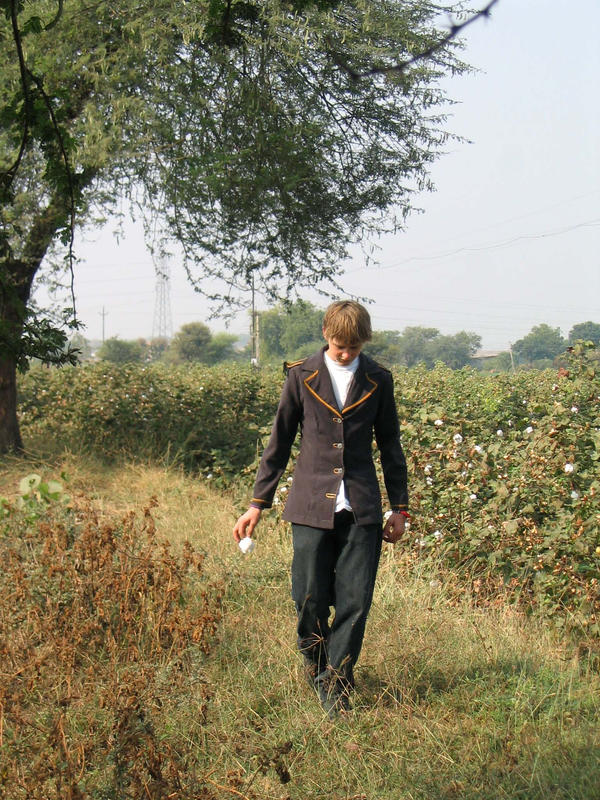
[322,300,372,344]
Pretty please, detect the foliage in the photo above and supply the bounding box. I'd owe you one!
[17,344,600,634]
[362,330,402,366]
[68,331,92,361]
[0,0,470,346]
[259,300,324,362]
[2,458,599,799]
[431,330,482,369]
[569,321,600,346]
[1,0,474,451]
[165,322,212,363]
[165,322,238,365]
[96,336,145,364]
[203,331,239,364]
[513,323,567,364]
[366,326,481,368]
[18,361,282,479]
[0,480,223,798]
[475,350,513,373]
[0,290,80,372]
[387,342,600,633]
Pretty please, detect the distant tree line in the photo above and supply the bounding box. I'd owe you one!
[70,307,600,371]
[258,302,600,370]
[80,323,242,366]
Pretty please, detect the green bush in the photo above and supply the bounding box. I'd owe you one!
[18,362,282,481]
[17,345,600,630]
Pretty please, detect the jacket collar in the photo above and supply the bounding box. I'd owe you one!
[300,347,380,416]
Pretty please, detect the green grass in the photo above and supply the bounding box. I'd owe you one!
[1,454,599,799]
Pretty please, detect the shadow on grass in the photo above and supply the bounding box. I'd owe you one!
[354,659,600,800]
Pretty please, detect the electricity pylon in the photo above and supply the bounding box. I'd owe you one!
[152,258,173,341]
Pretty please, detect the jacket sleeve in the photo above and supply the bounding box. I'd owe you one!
[374,371,409,512]
[250,370,302,509]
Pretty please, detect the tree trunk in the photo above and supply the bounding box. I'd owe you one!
[0,354,22,452]
[0,191,78,454]
[0,273,30,454]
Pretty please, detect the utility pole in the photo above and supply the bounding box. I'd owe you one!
[250,276,259,365]
[508,342,515,372]
[99,306,108,343]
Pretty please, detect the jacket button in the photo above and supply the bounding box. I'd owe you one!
[333,442,342,448]
[333,468,342,474]
[332,417,342,423]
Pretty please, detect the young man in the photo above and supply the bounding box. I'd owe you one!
[233,300,409,716]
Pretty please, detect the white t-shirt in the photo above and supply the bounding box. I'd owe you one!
[324,351,359,513]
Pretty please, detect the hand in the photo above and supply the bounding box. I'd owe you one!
[382,512,406,544]
[233,506,262,543]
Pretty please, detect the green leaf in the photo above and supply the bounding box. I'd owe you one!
[19,474,42,494]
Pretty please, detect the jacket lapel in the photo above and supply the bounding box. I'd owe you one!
[302,354,341,414]
[342,355,379,415]
[301,349,379,416]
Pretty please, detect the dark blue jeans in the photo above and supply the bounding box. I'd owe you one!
[291,510,382,690]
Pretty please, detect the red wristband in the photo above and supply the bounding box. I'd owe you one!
[397,510,411,519]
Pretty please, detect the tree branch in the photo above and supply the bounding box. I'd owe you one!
[28,71,78,320]
[1,0,32,193]
[328,0,500,80]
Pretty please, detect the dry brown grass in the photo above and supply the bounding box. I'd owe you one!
[2,454,600,799]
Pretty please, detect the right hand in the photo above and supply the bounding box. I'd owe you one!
[233,506,262,543]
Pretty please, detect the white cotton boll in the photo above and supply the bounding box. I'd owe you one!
[453,433,463,444]
[424,464,432,474]
[434,419,444,426]
[571,490,579,500]
[474,445,483,454]
[564,463,574,474]
[470,493,477,500]
[571,406,579,413]
[497,429,503,437]
[239,537,255,554]
[525,426,533,434]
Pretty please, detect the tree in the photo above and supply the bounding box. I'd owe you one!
[362,331,402,366]
[1,0,472,450]
[166,323,212,364]
[146,337,170,363]
[396,327,440,367]
[513,324,567,364]
[569,321,600,346]
[429,331,481,369]
[69,331,92,361]
[164,323,237,364]
[97,337,144,364]
[203,332,238,365]
[259,301,324,361]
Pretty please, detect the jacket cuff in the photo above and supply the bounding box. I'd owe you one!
[250,498,271,510]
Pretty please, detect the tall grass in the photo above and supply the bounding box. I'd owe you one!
[1,455,599,799]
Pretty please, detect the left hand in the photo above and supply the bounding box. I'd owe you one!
[382,512,407,544]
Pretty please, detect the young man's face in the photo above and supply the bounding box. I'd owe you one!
[323,329,363,365]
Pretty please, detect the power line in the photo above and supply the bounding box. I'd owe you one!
[348,217,600,274]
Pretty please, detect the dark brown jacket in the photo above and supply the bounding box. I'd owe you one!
[251,347,408,528]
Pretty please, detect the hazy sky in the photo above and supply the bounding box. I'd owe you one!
[34,0,600,351]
